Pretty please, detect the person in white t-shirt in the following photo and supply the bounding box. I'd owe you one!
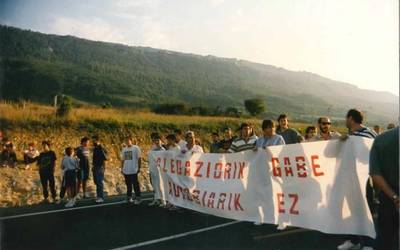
[148,133,165,207]
[182,131,204,155]
[121,136,142,204]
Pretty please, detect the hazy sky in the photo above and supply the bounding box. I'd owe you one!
[1,0,398,95]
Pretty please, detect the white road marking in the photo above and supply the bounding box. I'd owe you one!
[0,198,153,221]
[110,221,242,250]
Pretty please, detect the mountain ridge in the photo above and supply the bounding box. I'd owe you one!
[0,25,398,123]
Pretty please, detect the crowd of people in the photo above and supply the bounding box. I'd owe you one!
[0,109,398,250]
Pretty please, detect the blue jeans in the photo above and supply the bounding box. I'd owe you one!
[92,167,104,199]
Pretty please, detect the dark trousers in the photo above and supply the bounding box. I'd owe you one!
[60,176,66,199]
[376,194,399,250]
[92,168,104,199]
[124,174,141,198]
[39,169,56,199]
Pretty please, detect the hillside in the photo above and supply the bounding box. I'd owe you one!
[0,25,398,123]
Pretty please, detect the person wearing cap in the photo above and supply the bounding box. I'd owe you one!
[182,131,204,154]
[228,123,258,153]
[276,114,304,144]
[23,142,40,170]
[92,135,108,203]
[121,136,142,204]
[36,140,57,202]
[311,117,341,141]
[148,133,166,206]
[256,120,285,148]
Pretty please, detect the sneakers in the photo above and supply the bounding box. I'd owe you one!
[148,199,160,207]
[337,240,361,250]
[253,222,262,226]
[75,194,82,200]
[127,197,134,203]
[65,198,76,208]
[83,192,90,199]
[134,198,142,205]
[95,198,104,203]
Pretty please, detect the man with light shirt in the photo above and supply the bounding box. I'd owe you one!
[182,131,204,154]
[256,119,285,148]
[311,117,341,141]
[148,133,165,207]
[121,136,142,204]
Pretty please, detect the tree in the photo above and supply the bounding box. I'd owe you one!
[56,95,73,117]
[244,98,266,116]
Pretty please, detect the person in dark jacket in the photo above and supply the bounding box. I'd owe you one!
[37,140,57,202]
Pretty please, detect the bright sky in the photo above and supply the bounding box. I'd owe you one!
[1,0,398,95]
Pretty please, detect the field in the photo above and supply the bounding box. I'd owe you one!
[0,102,347,207]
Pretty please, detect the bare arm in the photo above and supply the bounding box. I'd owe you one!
[371,175,399,209]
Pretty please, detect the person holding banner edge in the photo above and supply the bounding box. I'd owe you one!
[338,109,377,250]
[369,127,399,250]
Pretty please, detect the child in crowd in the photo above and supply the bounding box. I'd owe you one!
[148,133,165,206]
[37,140,57,203]
[61,147,79,208]
[24,142,40,170]
[121,136,142,204]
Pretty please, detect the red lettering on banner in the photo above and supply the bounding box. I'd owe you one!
[183,188,193,201]
[195,161,203,177]
[170,159,175,174]
[234,193,244,211]
[284,157,293,177]
[311,155,324,176]
[206,162,211,178]
[296,156,307,178]
[233,162,237,179]
[277,193,285,213]
[162,158,167,173]
[224,163,231,179]
[214,163,222,179]
[207,192,215,208]
[228,193,232,211]
[156,157,161,167]
[192,189,201,205]
[238,162,245,179]
[217,193,226,210]
[289,194,299,215]
[168,181,173,195]
[184,161,191,176]
[201,191,207,207]
[176,160,182,175]
[272,157,282,177]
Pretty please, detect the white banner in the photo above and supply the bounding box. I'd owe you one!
[149,136,375,238]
